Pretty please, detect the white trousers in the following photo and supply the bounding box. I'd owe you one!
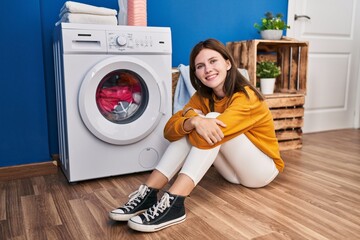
[156,113,279,188]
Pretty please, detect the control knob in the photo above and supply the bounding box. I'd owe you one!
[116,36,127,46]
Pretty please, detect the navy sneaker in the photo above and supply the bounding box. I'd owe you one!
[128,192,186,232]
[109,184,158,221]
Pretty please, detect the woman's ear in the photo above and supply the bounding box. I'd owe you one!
[226,60,231,71]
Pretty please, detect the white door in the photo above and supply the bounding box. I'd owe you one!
[287,0,360,132]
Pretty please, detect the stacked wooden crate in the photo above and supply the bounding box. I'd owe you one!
[172,69,180,105]
[265,93,305,150]
[226,39,309,150]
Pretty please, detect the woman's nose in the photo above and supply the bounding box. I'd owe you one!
[204,64,212,73]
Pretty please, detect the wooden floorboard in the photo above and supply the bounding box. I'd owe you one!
[0,129,359,239]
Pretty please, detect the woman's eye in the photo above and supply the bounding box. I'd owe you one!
[196,65,204,70]
[210,59,217,64]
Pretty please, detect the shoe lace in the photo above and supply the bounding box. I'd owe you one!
[122,185,149,211]
[143,193,174,222]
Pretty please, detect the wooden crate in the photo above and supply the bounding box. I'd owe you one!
[226,39,308,94]
[172,68,180,104]
[266,93,305,151]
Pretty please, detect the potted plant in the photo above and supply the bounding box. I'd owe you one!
[254,12,290,40]
[256,61,281,94]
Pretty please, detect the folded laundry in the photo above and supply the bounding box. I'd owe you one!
[56,13,118,26]
[59,1,117,17]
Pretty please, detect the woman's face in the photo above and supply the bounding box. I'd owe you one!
[194,48,231,97]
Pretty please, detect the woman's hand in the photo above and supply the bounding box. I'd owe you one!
[184,116,227,145]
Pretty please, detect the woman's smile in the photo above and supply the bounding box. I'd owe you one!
[205,73,218,81]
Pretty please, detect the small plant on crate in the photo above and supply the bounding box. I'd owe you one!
[254,12,290,40]
[256,61,281,94]
[256,61,281,78]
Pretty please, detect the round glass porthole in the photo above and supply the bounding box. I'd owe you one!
[95,69,149,124]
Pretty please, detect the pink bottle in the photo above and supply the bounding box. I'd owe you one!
[127,0,147,26]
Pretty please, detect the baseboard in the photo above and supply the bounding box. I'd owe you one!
[0,160,59,181]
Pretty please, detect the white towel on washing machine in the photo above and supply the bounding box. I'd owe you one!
[59,1,117,17]
[56,13,118,26]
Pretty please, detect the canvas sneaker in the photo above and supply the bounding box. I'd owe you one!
[109,184,158,221]
[128,192,186,232]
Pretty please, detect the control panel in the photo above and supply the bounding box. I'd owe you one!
[106,30,171,53]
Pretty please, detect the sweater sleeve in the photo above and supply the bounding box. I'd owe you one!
[186,90,269,148]
[163,93,207,142]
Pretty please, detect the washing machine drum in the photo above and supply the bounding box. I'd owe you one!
[78,56,166,145]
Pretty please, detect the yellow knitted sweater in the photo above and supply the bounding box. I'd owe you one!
[164,86,284,172]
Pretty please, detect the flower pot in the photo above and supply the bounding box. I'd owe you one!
[260,78,276,94]
[260,30,283,40]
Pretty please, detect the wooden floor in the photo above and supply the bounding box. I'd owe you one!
[1,129,359,239]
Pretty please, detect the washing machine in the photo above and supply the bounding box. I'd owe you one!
[53,23,172,182]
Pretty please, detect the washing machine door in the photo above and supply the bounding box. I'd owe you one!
[78,56,166,145]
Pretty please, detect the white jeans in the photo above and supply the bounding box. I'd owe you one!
[156,113,279,188]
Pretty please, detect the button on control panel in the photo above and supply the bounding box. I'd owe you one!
[116,36,127,46]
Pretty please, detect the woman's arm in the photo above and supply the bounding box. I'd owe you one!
[183,116,226,145]
[163,94,204,141]
[187,90,271,148]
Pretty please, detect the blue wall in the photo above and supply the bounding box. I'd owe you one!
[0,0,287,167]
[148,0,288,66]
[0,0,50,167]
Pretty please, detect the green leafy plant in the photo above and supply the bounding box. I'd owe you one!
[254,12,290,31]
[256,61,281,78]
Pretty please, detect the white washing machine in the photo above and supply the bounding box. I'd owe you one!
[53,23,172,182]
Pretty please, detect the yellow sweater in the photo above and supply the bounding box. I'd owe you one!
[164,87,284,172]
